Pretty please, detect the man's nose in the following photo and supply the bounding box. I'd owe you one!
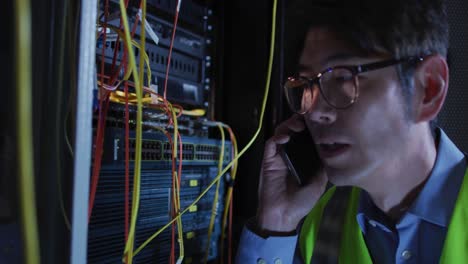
[305,87,337,125]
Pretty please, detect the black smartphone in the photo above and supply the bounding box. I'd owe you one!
[280,129,322,186]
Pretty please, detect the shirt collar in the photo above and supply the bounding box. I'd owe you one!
[356,128,466,231]
[406,128,466,227]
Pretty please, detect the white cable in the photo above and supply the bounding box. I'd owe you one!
[138,9,159,45]
[177,0,182,12]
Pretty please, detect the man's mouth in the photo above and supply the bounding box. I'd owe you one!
[318,143,350,159]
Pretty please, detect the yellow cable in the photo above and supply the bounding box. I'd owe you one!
[220,126,239,263]
[109,94,153,104]
[203,123,225,263]
[15,0,40,262]
[180,108,206,117]
[138,3,146,93]
[147,110,184,262]
[118,0,144,262]
[126,18,145,264]
[146,102,184,262]
[110,87,206,117]
[135,0,277,255]
[169,103,185,263]
[102,24,151,88]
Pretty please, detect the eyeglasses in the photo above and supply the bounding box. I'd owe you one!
[283,56,424,114]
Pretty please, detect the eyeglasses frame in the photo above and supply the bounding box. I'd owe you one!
[284,56,425,113]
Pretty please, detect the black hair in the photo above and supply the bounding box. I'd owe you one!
[284,0,449,129]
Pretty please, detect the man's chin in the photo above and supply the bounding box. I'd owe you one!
[324,166,356,187]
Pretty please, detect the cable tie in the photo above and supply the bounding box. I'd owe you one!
[149,84,159,104]
[137,9,160,45]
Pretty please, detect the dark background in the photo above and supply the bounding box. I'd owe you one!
[222,0,468,257]
[1,0,468,262]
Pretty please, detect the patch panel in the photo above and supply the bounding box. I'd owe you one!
[96,1,212,109]
[109,0,209,40]
[100,127,232,167]
[88,165,226,263]
[195,144,219,161]
[102,101,207,137]
[99,39,201,82]
[89,0,224,261]
[128,138,164,161]
[162,141,196,161]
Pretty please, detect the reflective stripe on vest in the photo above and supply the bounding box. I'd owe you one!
[299,169,468,264]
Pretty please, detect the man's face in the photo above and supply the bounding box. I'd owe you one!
[299,27,412,186]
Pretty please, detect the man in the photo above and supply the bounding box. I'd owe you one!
[236,0,468,263]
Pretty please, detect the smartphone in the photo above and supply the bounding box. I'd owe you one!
[280,129,322,186]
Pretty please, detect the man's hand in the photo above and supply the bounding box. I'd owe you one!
[256,115,327,233]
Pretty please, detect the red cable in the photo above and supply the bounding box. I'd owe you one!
[162,132,176,264]
[88,91,111,221]
[171,104,184,118]
[110,37,120,77]
[177,132,184,263]
[110,0,130,77]
[96,73,112,80]
[163,0,180,100]
[110,2,141,85]
[90,0,109,220]
[100,0,109,87]
[88,97,105,220]
[168,131,184,264]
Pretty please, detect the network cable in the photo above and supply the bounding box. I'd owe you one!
[118,0,145,262]
[203,122,226,263]
[133,0,278,255]
[15,0,40,262]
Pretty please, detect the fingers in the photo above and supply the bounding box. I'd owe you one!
[274,114,306,137]
[263,135,288,161]
[263,114,308,165]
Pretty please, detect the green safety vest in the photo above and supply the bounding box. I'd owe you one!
[299,169,468,263]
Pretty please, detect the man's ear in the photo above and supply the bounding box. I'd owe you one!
[413,54,449,122]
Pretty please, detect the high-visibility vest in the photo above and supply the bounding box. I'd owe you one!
[299,169,468,263]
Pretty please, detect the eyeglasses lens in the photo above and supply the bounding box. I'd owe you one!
[283,69,357,112]
[319,68,357,108]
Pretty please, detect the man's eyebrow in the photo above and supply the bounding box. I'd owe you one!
[297,64,313,73]
[322,53,361,65]
[297,53,362,73]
